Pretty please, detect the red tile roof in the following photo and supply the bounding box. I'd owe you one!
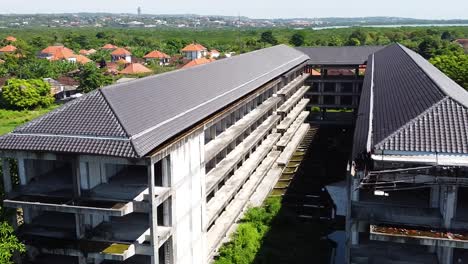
[79,49,90,55]
[182,57,215,69]
[181,43,207,52]
[144,50,170,59]
[102,44,118,50]
[76,55,92,64]
[119,63,152,75]
[5,36,16,42]
[111,48,132,56]
[0,45,17,53]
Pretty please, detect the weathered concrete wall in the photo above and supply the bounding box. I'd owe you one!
[170,130,206,264]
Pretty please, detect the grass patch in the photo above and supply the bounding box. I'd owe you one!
[0,105,59,135]
[214,197,281,264]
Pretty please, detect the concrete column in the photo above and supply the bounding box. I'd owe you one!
[148,162,159,264]
[350,221,359,245]
[438,246,454,264]
[351,177,360,202]
[17,157,26,185]
[430,185,440,208]
[443,186,458,229]
[2,158,12,193]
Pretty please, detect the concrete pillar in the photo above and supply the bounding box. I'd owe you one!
[17,157,26,185]
[351,177,360,202]
[350,221,359,245]
[430,185,440,208]
[438,246,454,264]
[443,186,458,229]
[2,158,12,193]
[148,162,159,264]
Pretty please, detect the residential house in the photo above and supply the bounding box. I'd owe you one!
[39,46,91,64]
[181,43,208,60]
[4,36,16,42]
[111,48,132,63]
[44,76,80,100]
[143,50,171,65]
[209,49,220,59]
[102,43,118,51]
[119,63,152,75]
[79,49,97,56]
[0,45,17,55]
[182,57,215,69]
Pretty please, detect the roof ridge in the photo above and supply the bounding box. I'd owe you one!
[374,96,451,149]
[397,43,468,108]
[98,89,131,138]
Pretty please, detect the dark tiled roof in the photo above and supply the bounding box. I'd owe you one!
[0,45,309,158]
[296,46,384,65]
[353,43,468,157]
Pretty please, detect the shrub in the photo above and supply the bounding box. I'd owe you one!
[1,78,54,110]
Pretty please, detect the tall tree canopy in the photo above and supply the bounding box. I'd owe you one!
[1,79,54,110]
[78,63,113,93]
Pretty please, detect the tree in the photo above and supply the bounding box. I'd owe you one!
[418,37,442,59]
[78,63,113,93]
[349,29,368,45]
[430,54,468,89]
[289,33,305,47]
[441,31,454,41]
[1,79,54,110]
[260,31,278,46]
[0,222,25,264]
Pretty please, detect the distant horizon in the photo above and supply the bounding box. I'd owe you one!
[0,13,467,21]
[1,0,467,20]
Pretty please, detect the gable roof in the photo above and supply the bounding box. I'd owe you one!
[5,36,16,42]
[111,48,131,56]
[182,43,207,52]
[76,55,92,64]
[353,43,468,157]
[119,63,152,74]
[0,45,309,158]
[144,50,170,59]
[182,57,215,68]
[0,45,17,53]
[102,44,118,50]
[296,46,384,65]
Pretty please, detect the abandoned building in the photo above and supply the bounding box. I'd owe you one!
[0,45,311,264]
[0,43,466,264]
[350,44,468,264]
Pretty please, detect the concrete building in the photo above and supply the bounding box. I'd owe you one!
[0,45,311,264]
[348,44,468,264]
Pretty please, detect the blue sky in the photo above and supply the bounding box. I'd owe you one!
[1,0,467,19]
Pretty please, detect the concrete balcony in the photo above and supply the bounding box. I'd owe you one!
[350,240,438,264]
[205,96,281,162]
[277,73,309,97]
[370,224,468,249]
[206,114,280,194]
[277,111,310,149]
[277,98,309,133]
[207,149,282,258]
[277,86,309,115]
[351,201,442,227]
[22,213,171,261]
[4,171,171,217]
[277,124,310,166]
[206,133,281,227]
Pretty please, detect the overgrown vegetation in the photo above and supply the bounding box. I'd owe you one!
[215,197,281,264]
[0,105,58,135]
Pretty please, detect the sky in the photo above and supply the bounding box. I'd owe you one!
[0,0,467,20]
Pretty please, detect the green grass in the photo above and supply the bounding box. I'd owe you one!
[0,105,59,135]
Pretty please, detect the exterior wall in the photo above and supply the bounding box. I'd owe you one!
[347,161,468,264]
[170,131,206,264]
